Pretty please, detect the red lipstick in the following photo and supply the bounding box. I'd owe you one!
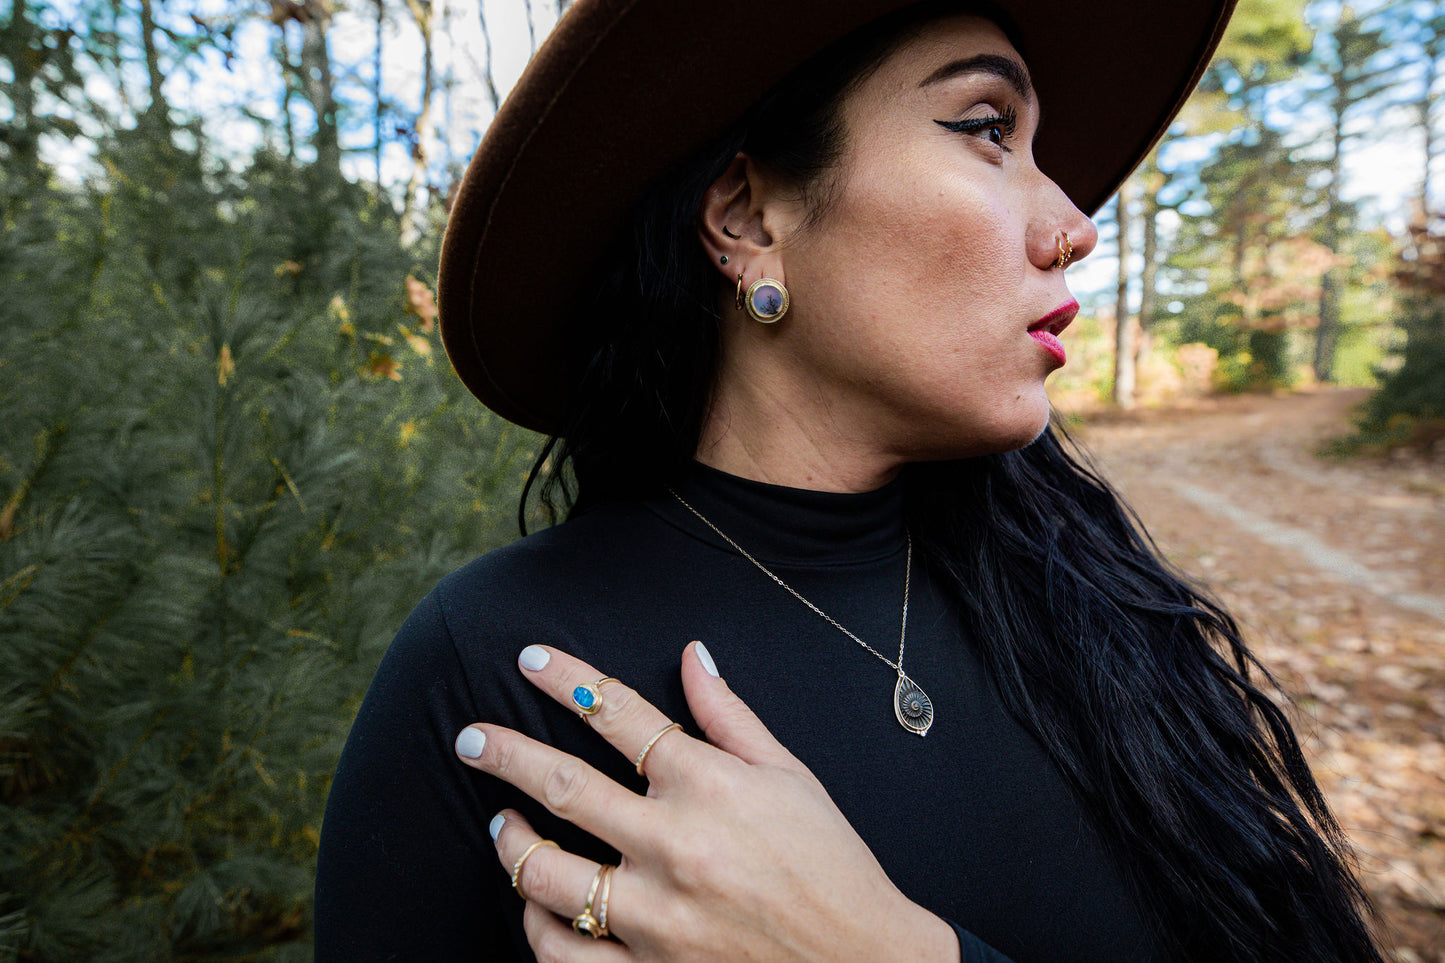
[1028,299,1077,366]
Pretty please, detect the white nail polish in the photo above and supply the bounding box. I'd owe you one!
[519,645,550,671]
[695,641,720,678]
[488,813,506,841]
[455,727,486,759]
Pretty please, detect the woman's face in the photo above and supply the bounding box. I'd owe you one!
[718,15,1098,467]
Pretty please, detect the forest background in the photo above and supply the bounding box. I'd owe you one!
[1,0,1443,957]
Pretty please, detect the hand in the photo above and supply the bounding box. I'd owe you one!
[454,641,960,962]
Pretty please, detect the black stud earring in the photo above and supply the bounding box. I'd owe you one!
[720,255,728,265]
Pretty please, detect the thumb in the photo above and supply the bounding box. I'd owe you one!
[681,641,803,771]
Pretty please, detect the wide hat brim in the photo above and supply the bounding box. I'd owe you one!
[439,0,1237,434]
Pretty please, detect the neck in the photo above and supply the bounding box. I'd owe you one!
[696,350,901,494]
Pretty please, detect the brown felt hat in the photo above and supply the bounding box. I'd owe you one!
[438,0,1237,433]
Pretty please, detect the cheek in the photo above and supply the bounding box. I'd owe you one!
[831,160,1016,303]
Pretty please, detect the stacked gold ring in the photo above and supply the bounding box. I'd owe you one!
[572,864,616,938]
[597,863,615,935]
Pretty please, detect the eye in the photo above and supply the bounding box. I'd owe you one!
[933,105,1019,153]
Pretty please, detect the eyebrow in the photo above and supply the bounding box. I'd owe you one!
[918,53,1034,101]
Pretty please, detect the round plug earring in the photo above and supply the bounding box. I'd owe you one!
[743,278,789,324]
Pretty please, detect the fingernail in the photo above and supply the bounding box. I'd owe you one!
[694,641,720,678]
[488,813,506,841]
[455,727,486,759]
[519,645,550,671]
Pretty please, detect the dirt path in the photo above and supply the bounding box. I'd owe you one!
[1072,388,1445,960]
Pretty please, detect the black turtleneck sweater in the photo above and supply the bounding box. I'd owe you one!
[315,465,1160,961]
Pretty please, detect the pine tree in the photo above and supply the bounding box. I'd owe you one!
[1345,221,1445,449]
[0,128,535,960]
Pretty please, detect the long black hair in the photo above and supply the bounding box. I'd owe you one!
[521,4,1385,959]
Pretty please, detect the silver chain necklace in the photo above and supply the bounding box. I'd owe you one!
[669,489,934,737]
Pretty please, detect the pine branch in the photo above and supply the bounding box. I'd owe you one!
[0,425,65,542]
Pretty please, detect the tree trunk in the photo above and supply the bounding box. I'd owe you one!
[477,0,501,113]
[400,0,438,245]
[1113,180,1136,409]
[374,0,385,186]
[138,0,170,128]
[1425,60,1437,220]
[298,0,341,181]
[2,0,41,170]
[1136,155,1162,372]
[1313,85,1347,383]
[276,25,297,162]
[1422,19,1443,223]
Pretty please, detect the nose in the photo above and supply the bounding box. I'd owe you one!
[1029,179,1099,272]
[1058,208,1098,267]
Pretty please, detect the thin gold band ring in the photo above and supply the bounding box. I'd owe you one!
[635,721,683,777]
[511,839,558,899]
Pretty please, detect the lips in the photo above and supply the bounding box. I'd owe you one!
[1029,299,1079,336]
[1028,299,1078,366]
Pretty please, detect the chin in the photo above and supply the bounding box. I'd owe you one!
[906,414,1051,462]
[944,393,1054,458]
[887,381,1054,459]
[990,419,1052,456]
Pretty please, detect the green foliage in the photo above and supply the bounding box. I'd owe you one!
[1339,299,1445,453]
[1332,218,1445,452]
[1218,0,1313,68]
[0,129,536,959]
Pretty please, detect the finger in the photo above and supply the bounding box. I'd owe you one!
[515,645,701,785]
[493,809,631,946]
[680,641,805,771]
[524,900,631,963]
[455,723,650,849]
[493,810,601,911]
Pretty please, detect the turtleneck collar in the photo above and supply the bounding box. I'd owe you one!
[649,461,906,567]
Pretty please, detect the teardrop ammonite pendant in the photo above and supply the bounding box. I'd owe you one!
[893,674,933,737]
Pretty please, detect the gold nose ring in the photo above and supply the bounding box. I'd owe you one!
[1054,231,1073,270]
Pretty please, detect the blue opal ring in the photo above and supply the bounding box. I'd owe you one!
[572,677,619,718]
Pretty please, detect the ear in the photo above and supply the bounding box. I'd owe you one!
[697,154,790,287]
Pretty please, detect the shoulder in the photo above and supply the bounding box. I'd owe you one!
[400,498,683,676]
[433,500,657,620]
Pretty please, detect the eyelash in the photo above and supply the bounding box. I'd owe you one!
[933,105,1019,151]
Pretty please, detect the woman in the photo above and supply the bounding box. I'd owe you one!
[315,1,1385,960]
